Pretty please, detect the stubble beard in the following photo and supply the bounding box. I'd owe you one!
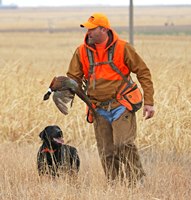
[88,37,95,45]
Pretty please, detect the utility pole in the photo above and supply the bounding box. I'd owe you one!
[129,0,134,46]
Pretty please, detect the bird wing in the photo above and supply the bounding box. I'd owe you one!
[44,76,97,118]
[52,90,75,115]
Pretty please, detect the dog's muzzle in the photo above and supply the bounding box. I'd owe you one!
[53,137,64,144]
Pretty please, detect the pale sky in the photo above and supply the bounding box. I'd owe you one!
[3,0,191,7]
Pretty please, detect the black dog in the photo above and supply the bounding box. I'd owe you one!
[37,125,80,177]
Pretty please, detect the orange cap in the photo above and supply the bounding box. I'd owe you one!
[80,13,110,29]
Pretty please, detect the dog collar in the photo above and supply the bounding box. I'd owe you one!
[41,148,56,153]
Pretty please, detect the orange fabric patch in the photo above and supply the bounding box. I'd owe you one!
[95,37,108,60]
[41,148,56,153]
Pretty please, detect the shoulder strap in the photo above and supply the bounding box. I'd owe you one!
[85,48,96,91]
[108,43,133,86]
[85,43,133,92]
[86,48,94,76]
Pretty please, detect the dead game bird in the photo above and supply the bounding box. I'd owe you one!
[43,76,97,117]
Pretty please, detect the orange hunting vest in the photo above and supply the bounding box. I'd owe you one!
[79,40,130,82]
[79,38,143,123]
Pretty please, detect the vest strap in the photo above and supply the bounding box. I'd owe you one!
[86,42,132,90]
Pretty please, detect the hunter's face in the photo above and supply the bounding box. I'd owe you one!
[87,27,103,44]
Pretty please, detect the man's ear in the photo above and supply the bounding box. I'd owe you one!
[101,27,109,33]
[39,130,45,140]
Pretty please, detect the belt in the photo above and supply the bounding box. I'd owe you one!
[99,98,117,106]
[97,99,120,111]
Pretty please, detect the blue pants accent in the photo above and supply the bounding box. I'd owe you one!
[96,105,126,123]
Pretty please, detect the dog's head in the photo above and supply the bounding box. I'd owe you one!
[39,125,64,149]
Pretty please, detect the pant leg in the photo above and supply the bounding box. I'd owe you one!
[93,115,120,180]
[112,109,146,184]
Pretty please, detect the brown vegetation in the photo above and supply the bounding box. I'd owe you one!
[0,6,191,200]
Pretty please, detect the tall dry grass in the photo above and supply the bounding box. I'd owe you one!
[0,6,191,200]
[0,143,190,200]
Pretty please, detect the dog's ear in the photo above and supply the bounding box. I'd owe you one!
[39,130,45,140]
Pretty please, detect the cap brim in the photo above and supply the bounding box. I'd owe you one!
[80,21,98,29]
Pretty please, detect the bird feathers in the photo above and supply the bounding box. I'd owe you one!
[44,76,97,117]
[52,90,74,115]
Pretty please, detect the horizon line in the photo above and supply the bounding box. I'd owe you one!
[1,3,191,7]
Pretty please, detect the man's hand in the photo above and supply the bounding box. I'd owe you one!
[143,105,155,120]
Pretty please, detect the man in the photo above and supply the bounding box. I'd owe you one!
[67,13,154,185]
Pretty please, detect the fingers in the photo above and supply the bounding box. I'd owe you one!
[143,105,155,120]
[145,110,155,120]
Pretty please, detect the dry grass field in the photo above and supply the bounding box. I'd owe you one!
[0,6,191,200]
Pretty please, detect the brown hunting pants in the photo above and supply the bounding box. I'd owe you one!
[93,109,145,184]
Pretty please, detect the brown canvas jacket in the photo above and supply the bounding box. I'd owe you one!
[67,30,154,107]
